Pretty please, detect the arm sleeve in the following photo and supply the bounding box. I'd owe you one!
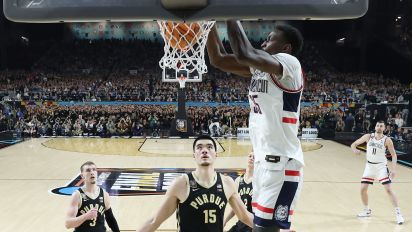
[105,208,120,232]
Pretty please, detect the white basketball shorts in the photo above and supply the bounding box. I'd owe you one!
[361,161,391,185]
[252,157,303,229]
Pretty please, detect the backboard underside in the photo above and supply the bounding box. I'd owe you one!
[4,0,369,23]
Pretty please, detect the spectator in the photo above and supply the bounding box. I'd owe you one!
[344,112,355,132]
[336,118,345,132]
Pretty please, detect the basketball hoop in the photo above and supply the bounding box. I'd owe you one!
[177,75,187,88]
[158,20,215,79]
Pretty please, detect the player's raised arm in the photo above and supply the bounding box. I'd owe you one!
[223,176,240,227]
[226,20,283,76]
[206,25,252,77]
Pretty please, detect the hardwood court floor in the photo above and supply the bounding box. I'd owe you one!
[0,138,410,232]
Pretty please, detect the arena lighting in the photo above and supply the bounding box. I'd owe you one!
[336,37,345,46]
[20,36,29,43]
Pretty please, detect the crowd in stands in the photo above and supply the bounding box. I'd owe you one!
[302,71,410,104]
[2,70,409,104]
[0,102,249,138]
[0,38,411,143]
[1,96,410,143]
[1,39,410,104]
[299,105,411,142]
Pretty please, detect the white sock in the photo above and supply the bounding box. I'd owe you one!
[395,207,401,214]
[364,206,369,210]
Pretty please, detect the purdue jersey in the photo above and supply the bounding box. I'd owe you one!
[177,172,227,232]
[238,174,253,213]
[230,174,253,232]
[248,53,304,165]
[74,187,106,232]
[366,133,388,164]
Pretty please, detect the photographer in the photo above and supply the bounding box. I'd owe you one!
[106,119,117,137]
[62,117,72,136]
[208,111,221,137]
[117,117,129,136]
[96,117,107,137]
[354,109,364,132]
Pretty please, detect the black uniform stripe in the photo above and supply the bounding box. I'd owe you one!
[283,91,301,113]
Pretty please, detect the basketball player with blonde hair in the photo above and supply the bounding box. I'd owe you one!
[65,161,120,232]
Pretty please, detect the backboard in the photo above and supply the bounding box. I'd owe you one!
[4,0,369,23]
[163,67,202,83]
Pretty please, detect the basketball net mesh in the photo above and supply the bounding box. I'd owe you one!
[158,21,215,75]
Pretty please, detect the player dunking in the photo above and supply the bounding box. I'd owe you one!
[65,161,120,232]
[207,21,304,232]
[137,135,253,232]
[351,120,405,224]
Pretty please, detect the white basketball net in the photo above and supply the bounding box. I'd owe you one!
[158,20,216,76]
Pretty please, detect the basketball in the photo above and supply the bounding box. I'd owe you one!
[163,22,201,51]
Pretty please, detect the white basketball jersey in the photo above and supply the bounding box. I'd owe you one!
[248,53,304,165]
[366,133,388,164]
